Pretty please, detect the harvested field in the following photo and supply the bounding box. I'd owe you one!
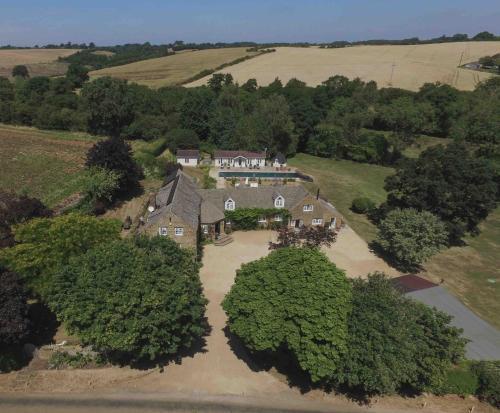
[89,47,259,88]
[0,49,77,78]
[187,42,500,91]
[0,124,96,207]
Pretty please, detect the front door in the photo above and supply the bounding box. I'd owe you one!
[215,222,221,236]
[294,219,301,228]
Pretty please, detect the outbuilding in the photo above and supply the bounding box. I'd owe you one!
[176,149,200,166]
[272,152,287,168]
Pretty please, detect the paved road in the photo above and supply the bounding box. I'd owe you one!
[408,286,500,360]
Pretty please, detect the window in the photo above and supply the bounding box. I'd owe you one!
[303,204,313,212]
[184,158,189,163]
[312,218,323,226]
[274,196,284,208]
[174,227,184,236]
[225,198,235,211]
[158,227,168,236]
[258,216,267,223]
[274,215,282,222]
[330,218,337,229]
[202,224,209,234]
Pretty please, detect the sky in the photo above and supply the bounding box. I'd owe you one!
[1,0,499,46]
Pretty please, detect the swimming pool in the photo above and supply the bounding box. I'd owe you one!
[219,171,300,179]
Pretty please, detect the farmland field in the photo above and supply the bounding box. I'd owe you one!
[187,41,500,91]
[90,47,259,88]
[0,48,77,78]
[290,153,500,328]
[0,124,96,207]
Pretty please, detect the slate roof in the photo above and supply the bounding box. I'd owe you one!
[176,149,200,159]
[214,150,266,159]
[198,185,310,212]
[147,171,201,229]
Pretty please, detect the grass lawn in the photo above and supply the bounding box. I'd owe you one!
[289,153,394,242]
[0,124,97,207]
[290,152,500,328]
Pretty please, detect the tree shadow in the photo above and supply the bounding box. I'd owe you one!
[27,301,59,347]
[223,326,315,394]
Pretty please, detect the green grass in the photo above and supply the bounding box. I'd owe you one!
[289,153,394,242]
[403,135,452,158]
[290,152,500,329]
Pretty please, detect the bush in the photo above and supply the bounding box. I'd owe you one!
[223,247,351,383]
[474,361,500,408]
[376,208,448,270]
[436,362,479,396]
[48,351,104,370]
[48,236,207,363]
[351,197,376,214]
[79,167,121,213]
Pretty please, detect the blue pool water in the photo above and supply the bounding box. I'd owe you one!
[219,171,300,179]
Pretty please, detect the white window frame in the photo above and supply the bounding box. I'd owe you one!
[274,214,282,222]
[312,218,323,226]
[303,204,313,212]
[330,218,337,229]
[274,196,285,208]
[258,216,267,223]
[202,224,209,234]
[225,198,235,211]
[174,227,184,236]
[158,227,168,236]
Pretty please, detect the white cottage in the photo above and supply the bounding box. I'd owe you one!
[214,150,266,168]
[176,149,200,166]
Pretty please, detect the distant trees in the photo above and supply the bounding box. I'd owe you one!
[335,273,466,394]
[0,213,121,296]
[85,137,143,193]
[223,247,351,383]
[48,236,207,363]
[384,143,499,241]
[11,65,29,79]
[66,63,89,88]
[376,209,448,269]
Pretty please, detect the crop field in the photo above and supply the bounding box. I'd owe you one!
[290,153,500,328]
[0,124,97,207]
[187,41,500,91]
[0,48,77,78]
[90,47,259,88]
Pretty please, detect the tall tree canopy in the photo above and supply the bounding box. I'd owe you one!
[334,273,466,394]
[385,143,499,241]
[223,247,351,383]
[0,213,121,296]
[48,236,207,363]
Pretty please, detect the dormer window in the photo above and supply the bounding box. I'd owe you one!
[225,198,235,211]
[303,204,313,212]
[274,195,284,208]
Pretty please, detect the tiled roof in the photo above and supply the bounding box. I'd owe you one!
[198,185,309,211]
[214,150,266,159]
[176,149,200,158]
[148,171,201,229]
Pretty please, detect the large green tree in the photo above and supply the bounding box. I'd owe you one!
[223,247,351,383]
[334,273,466,394]
[48,236,207,363]
[385,143,499,241]
[376,208,448,269]
[82,77,135,137]
[0,213,121,296]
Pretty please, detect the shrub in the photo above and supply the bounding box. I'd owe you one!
[351,197,376,214]
[223,247,351,383]
[79,167,121,213]
[474,361,500,408]
[48,236,207,363]
[436,362,479,396]
[48,351,104,370]
[376,208,448,270]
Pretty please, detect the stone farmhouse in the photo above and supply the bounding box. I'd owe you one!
[140,169,343,249]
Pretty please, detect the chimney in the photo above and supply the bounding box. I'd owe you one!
[316,188,320,200]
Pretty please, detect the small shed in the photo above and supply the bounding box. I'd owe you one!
[176,149,200,166]
[272,152,287,168]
